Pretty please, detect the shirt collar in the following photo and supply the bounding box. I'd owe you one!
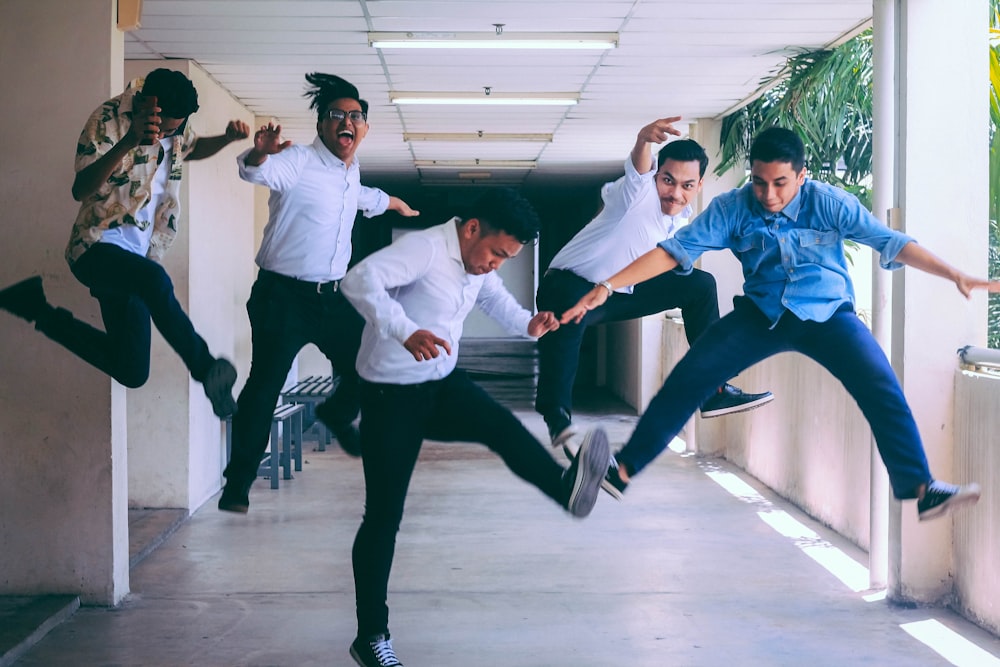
[311,135,359,172]
[748,179,805,222]
[443,217,466,269]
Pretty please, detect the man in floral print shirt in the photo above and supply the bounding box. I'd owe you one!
[0,68,249,417]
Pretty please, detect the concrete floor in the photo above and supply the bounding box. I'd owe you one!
[10,405,1000,666]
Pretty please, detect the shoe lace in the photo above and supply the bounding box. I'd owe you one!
[926,480,959,496]
[369,635,400,666]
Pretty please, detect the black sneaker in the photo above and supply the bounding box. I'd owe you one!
[0,276,50,322]
[700,384,774,418]
[603,456,628,500]
[545,407,576,447]
[202,358,238,418]
[350,633,403,667]
[218,479,251,514]
[564,442,627,500]
[562,427,610,518]
[917,480,981,522]
[316,400,362,457]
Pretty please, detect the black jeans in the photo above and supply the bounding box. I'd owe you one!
[352,370,567,638]
[37,243,214,387]
[224,269,364,486]
[534,267,719,421]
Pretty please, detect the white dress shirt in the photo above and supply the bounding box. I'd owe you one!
[342,219,534,384]
[548,156,691,294]
[237,136,389,282]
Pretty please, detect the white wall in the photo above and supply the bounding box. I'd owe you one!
[0,0,129,605]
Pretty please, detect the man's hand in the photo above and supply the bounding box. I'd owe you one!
[225,120,251,141]
[528,311,560,338]
[637,116,683,146]
[129,93,162,146]
[955,273,1000,298]
[389,196,421,218]
[560,285,610,325]
[403,329,452,361]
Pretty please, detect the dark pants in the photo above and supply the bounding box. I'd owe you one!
[353,370,567,638]
[224,270,364,487]
[535,267,719,421]
[36,243,214,387]
[617,297,932,500]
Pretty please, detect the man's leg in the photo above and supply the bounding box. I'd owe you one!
[616,299,785,482]
[352,380,430,655]
[220,277,308,512]
[535,270,601,444]
[312,289,366,456]
[428,370,608,517]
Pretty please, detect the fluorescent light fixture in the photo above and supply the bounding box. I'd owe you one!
[369,31,618,50]
[403,132,553,142]
[457,172,492,179]
[415,159,537,169]
[391,92,577,106]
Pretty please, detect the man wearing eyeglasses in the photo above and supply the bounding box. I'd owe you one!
[219,73,419,513]
[0,67,249,418]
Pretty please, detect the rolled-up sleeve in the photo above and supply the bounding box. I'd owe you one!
[657,194,739,274]
[358,186,389,218]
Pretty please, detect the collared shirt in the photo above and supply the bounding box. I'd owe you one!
[659,178,915,326]
[237,136,389,282]
[549,156,690,294]
[342,219,534,384]
[66,77,198,266]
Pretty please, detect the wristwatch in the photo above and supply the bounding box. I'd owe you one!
[597,280,614,296]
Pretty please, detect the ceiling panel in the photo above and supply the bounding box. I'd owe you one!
[124,0,872,187]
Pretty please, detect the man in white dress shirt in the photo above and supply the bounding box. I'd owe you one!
[536,117,773,451]
[340,188,609,667]
[219,73,418,513]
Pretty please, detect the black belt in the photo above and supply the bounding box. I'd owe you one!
[259,268,341,294]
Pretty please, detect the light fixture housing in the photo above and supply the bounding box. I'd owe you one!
[369,31,618,50]
[403,132,553,142]
[391,92,578,106]
[415,159,537,169]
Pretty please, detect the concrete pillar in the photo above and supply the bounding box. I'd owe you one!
[889,0,988,602]
[0,0,129,605]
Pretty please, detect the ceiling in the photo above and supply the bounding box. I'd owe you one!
[124,0,873,188]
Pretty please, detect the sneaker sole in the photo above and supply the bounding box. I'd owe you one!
[562,440,623,500]
[700,393,774,419]
[567,428,610,518]
[918,484,982,522]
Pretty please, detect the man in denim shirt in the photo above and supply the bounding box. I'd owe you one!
[564,127,996,521]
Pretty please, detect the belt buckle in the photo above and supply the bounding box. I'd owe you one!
[316,280,339,294]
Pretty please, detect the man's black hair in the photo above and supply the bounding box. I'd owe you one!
[657,138,709,178]
[141,68,199,119]
[304,72,369,120]
[465,188,540,245]
[749,127,806,172]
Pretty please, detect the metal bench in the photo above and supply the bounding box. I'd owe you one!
[281,375,339,451]
[224,402,306,489]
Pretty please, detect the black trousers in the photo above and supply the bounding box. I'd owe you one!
[37,243,214,387]
[534,267,719,421]
[352,370,567,638]
[224,270,364,486]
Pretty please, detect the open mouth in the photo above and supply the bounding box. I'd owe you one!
[337,129,355,146]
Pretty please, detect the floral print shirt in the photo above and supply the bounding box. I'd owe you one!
[65,76,197,266]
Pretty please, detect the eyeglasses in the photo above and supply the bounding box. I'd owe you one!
[324,109,367,123]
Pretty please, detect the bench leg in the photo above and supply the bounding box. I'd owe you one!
[268,420,280,489]
[281,418,293,480]
[293,411,303,472]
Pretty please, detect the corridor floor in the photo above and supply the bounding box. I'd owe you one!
[12,404,1000,666]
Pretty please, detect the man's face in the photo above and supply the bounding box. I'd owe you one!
[750,160,806,213]
[158,117,185,137]
[655,159,703,216]
[459,220,524,275]
[317,97,368,163]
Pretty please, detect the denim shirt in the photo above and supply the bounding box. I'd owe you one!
[658,179,915,326]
